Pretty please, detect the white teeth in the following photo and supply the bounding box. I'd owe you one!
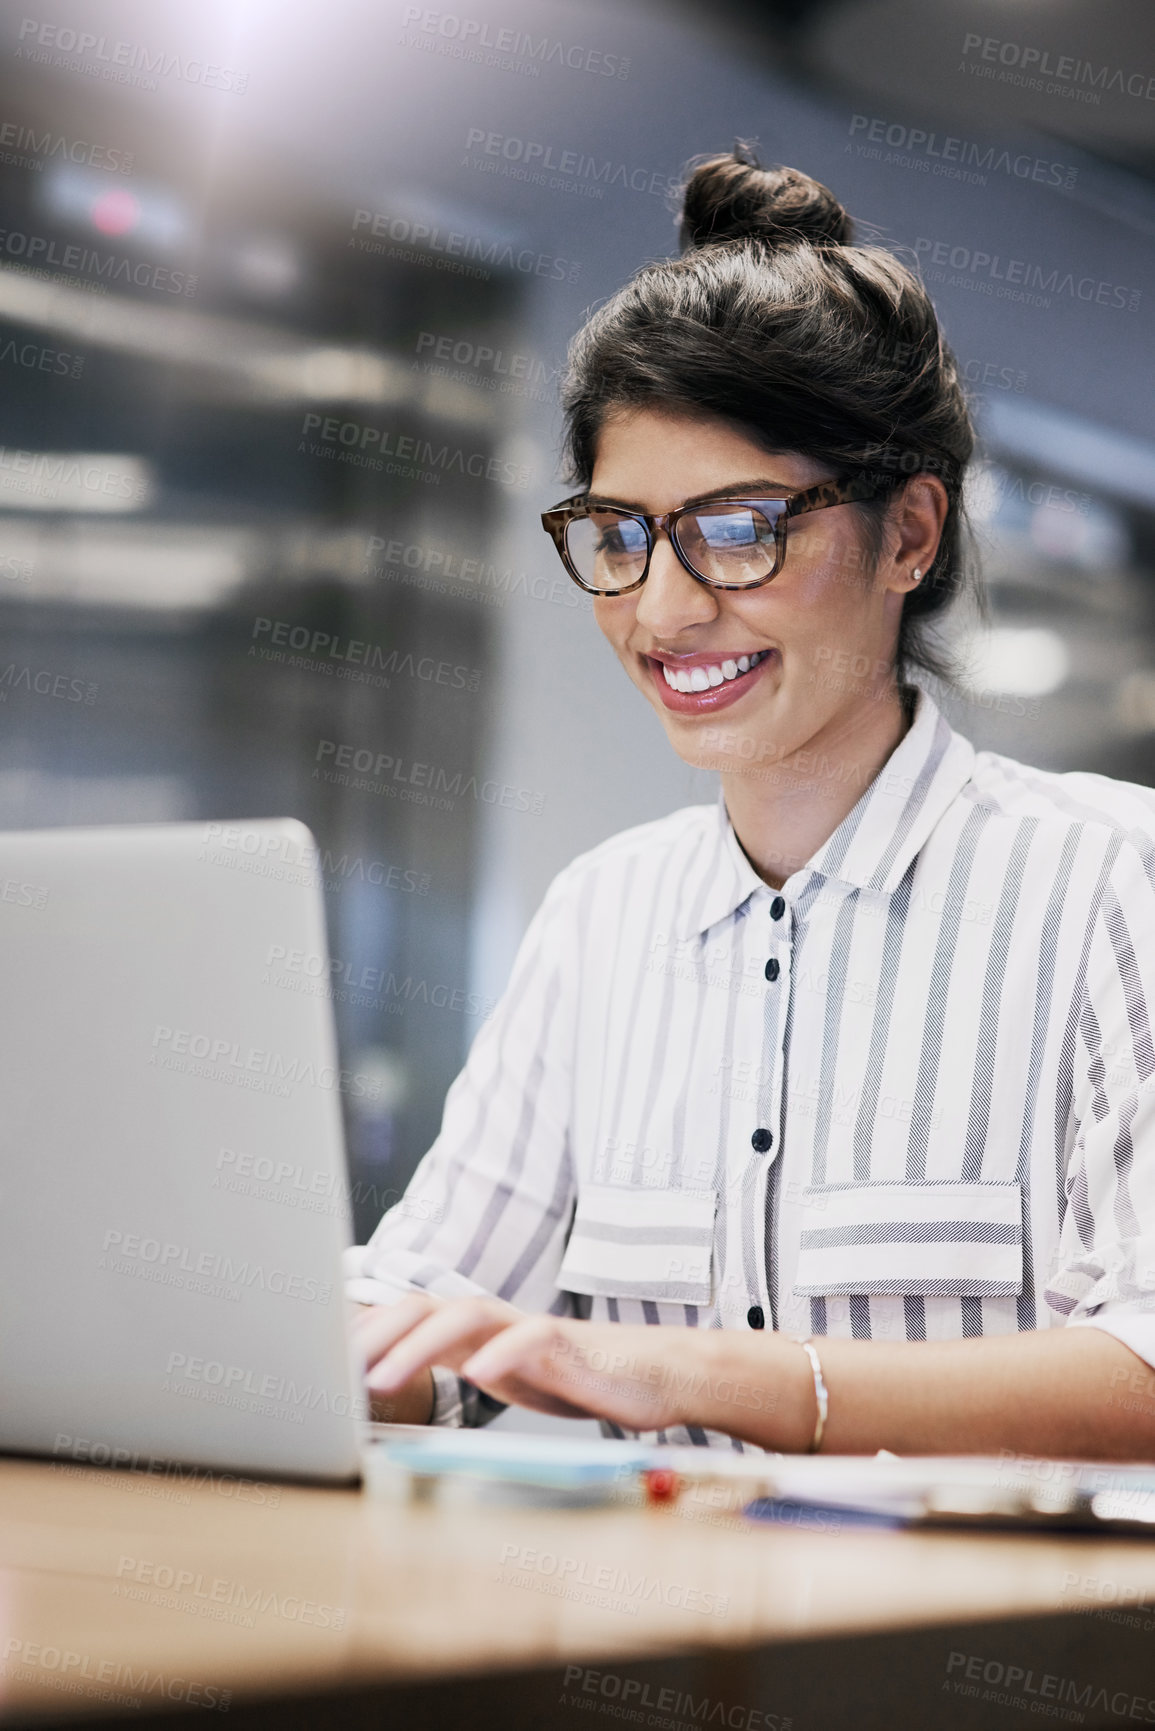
[658,661,696,688]
[661,650,768,693]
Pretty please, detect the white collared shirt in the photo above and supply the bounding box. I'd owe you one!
[347,683,1155,1447]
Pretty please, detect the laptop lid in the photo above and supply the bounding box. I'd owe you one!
[0,818,365,1483]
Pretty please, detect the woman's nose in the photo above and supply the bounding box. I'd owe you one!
[633,528,718,635]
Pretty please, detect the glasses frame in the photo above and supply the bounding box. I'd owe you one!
[540,471,900,595]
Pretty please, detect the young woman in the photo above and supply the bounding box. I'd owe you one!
[347,151,1155,1457]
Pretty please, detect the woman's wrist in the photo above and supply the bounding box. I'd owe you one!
[686,1329,818,1450]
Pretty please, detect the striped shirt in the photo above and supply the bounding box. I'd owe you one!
[346,681,1155,1448]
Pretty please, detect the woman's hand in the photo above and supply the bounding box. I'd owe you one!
[350,1292,590,1422]
[351,1298,698,1425]
[349,1299,435,1422]
[461,1317,794,1435]
[351,1300,817,1440]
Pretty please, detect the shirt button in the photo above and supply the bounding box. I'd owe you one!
[750,1127,773,1153]
[747,1305,765,1329]
[764,957,780,982]
[770,895,786,920]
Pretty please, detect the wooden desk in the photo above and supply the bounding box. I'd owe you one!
[4,1453,1155,1730]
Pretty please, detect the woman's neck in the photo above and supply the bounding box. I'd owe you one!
[721,684,915,891]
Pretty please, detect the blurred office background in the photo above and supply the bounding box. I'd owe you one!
[0,0,1153,1259]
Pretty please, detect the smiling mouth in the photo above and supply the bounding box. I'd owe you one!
[655,649,772,693]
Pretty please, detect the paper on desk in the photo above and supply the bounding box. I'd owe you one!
[741,1454,1155,1533]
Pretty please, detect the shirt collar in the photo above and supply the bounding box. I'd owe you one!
[672,683,976,941]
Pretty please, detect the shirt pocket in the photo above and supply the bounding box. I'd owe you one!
[558,1183,717,1305]
[792,1180,1023,1298]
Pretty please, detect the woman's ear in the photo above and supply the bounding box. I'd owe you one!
[887,475,949,593]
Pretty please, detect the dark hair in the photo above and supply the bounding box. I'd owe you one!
[559,146,982,687]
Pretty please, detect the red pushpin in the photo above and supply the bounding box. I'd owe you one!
[644,1467,680,1504]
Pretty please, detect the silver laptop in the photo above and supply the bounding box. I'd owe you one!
[0,818,367,1483]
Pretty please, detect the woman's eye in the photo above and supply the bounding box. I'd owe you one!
[713,521,756,546]
[699,510,766,548]
[596,523,643,558]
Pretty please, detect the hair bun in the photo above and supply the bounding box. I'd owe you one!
[677,149,853,253]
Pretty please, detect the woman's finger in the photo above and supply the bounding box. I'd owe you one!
[459,1317,592,1409]
[352,1292,443,1372]
[366,1295,520,1392]
[463,1319,685,1431]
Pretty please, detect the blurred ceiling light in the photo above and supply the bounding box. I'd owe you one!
[346,1046,409,1117]
[0,453,153,514]
[232,237,300,298]
[280,345,408,402]
[42,165,190,250]
[58,531,245,609]
[1028,496,1129,569]
[412,369,503,430]
[963,626,1070,698]
[0,266,499,422]
[0,522,253,610]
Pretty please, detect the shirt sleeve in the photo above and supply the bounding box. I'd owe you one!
[344,861,583,1426]
[1044,834,1155,1372]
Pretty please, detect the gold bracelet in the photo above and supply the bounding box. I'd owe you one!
[799,1338,828,1453]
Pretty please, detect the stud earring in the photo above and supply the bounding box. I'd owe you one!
[911,567,922,583]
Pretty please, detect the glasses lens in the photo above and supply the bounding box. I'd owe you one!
[565,510,650,592]
[676,503,779,585]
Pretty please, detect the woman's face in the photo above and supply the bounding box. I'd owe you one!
[588,405,936,777]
